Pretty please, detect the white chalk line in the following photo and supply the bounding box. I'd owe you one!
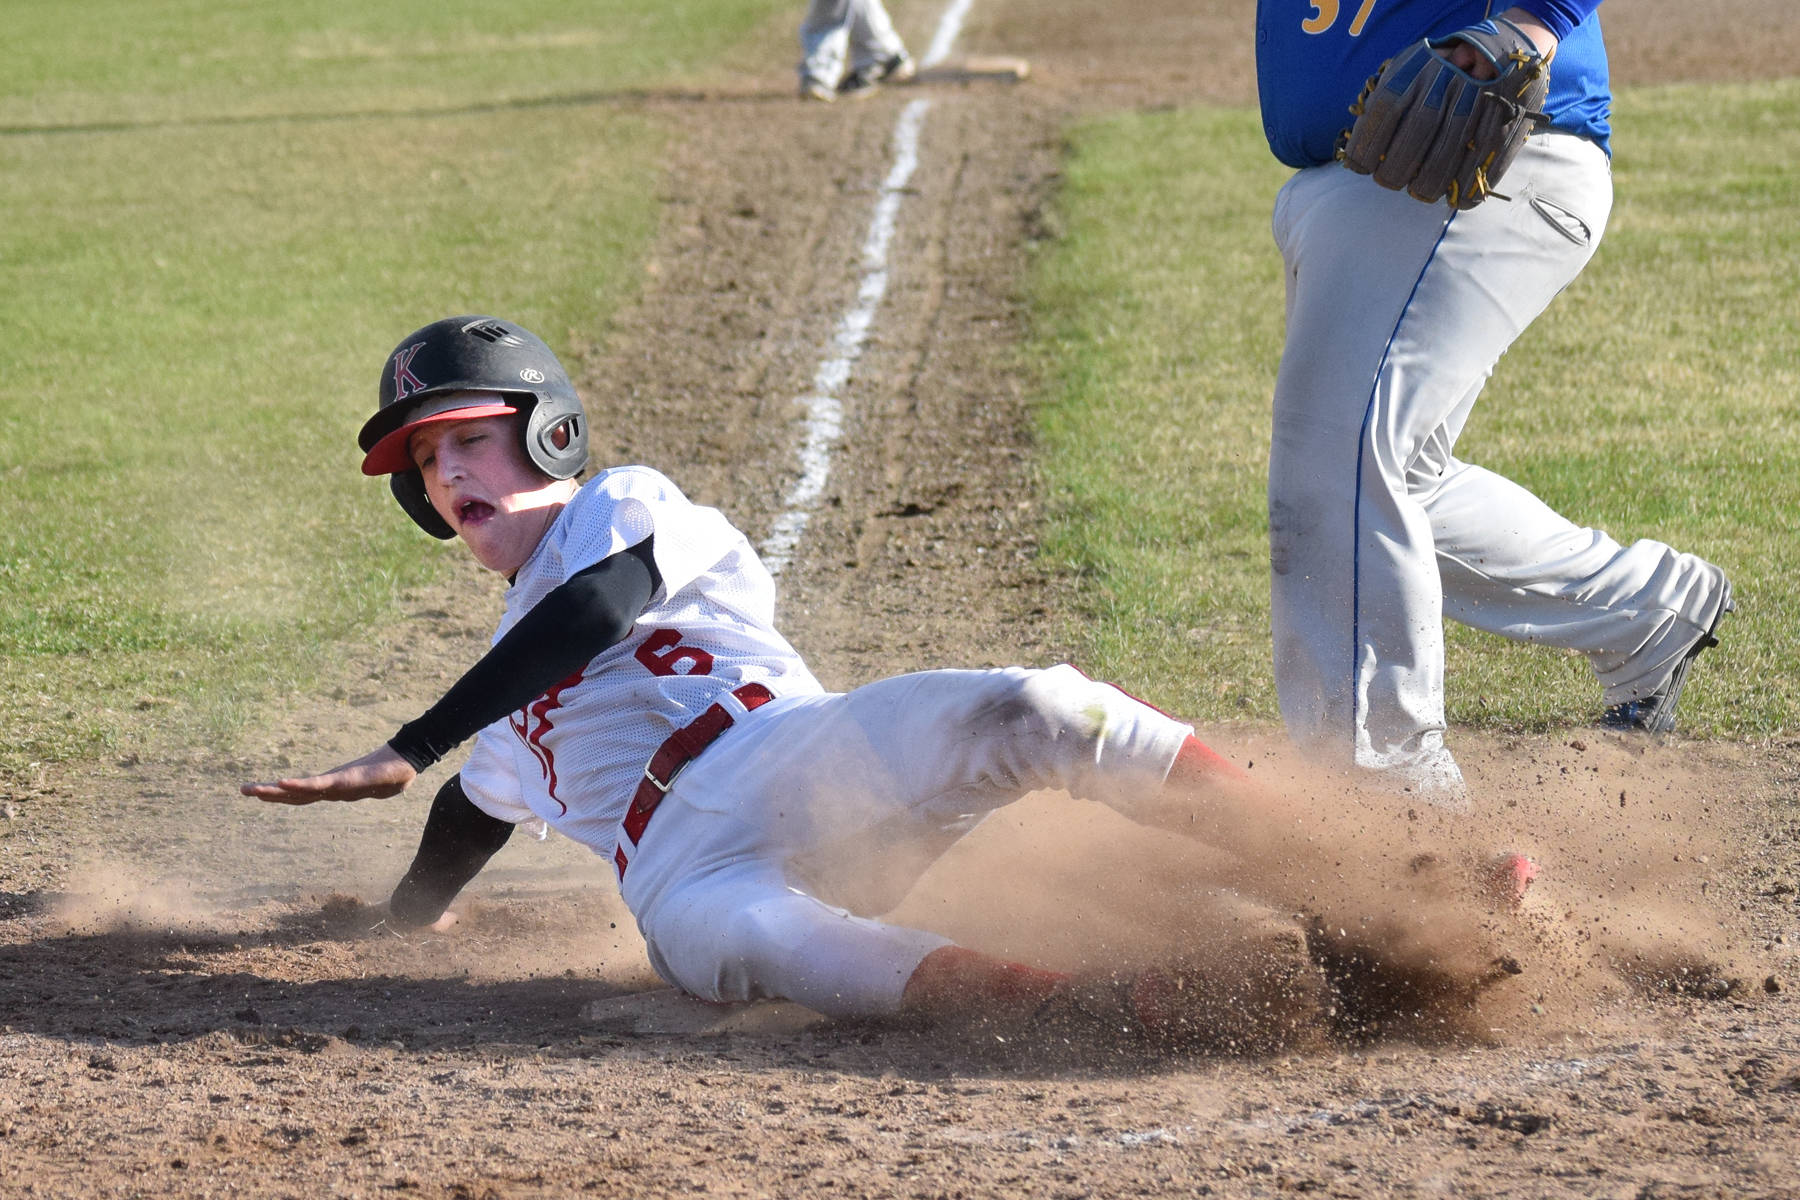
[922,0,973,69]
[760,0,974,577]
[758,98,928,576]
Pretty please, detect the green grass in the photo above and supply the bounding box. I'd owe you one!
[0,0,787,781]
[0,1,768,128]
[1027,80,1800,738]
[1026,107,1292,721]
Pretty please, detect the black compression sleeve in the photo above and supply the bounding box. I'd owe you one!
[388,774,516,927]
[387,537,661,770]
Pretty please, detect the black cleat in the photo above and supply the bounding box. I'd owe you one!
[1601,581,1733,734]
[838,52,915,97]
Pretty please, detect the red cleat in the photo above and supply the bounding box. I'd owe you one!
[1485,852,1539,909]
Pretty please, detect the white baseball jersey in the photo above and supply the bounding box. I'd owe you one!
[457,465,824,859]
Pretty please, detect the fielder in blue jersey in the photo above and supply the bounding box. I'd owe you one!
[1253,1,1732,803]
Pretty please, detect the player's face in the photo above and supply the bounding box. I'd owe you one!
[409,416,573,576]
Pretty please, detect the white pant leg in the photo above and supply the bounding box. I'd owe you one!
[846,0,906,73]
[636,849,952,1018]
[619,666,1193,1016]
[1426,459,1729,701]
[1269,132,1634,782]
[798,0,853,86]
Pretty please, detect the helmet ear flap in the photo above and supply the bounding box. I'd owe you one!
[390,471,455,540]
[523,406,588,479]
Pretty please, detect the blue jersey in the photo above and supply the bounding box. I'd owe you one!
[1256,0,1612,168]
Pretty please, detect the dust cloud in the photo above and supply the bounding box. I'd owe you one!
[885,729,1758,1049]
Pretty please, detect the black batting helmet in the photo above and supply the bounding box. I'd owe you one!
[358,316,589,539]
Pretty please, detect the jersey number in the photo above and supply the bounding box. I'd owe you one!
[1302,0,1378,36]
[634,627,715,677]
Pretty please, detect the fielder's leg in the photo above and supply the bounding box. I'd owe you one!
[1268,133,1609,796]
[1391,132,1729,725]
[1427,460,1730,707]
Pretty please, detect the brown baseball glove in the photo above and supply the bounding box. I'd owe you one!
[1338,16,1552,210]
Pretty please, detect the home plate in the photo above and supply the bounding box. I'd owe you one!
[582,988,824,1036]
[916,54,1030,84]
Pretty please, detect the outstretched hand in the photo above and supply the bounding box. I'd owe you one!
[241,744,417,805]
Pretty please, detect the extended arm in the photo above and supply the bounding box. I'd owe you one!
[242,538,661,803]
[387,536,661,771]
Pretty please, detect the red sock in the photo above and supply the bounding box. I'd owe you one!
[1170,734,1247,784]
[901,945,1070,1020]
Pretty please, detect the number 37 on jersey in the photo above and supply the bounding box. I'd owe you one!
[1303,0,1378,36]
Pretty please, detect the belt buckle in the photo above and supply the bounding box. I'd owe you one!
[642,761,679,794]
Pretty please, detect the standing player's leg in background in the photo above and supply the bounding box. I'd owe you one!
[797,0,854,100]
[838,0,914,96]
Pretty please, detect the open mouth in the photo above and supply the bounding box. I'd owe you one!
[457,498,495,525]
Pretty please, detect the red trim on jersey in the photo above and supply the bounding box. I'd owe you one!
[507,666,587,816]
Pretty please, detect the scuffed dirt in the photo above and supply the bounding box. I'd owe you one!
[4,1,1799,1197]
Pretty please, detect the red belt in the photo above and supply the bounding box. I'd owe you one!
[615,682,775,878]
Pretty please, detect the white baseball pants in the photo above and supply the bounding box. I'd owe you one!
[616,665,1191,1017]
[1268,130,1729,794]
[798,0,907,87]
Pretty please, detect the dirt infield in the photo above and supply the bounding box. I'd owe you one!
[4,2,1798,1197]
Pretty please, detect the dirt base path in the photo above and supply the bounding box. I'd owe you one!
[586,65,1075,689]
[5,2,1800,1197]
